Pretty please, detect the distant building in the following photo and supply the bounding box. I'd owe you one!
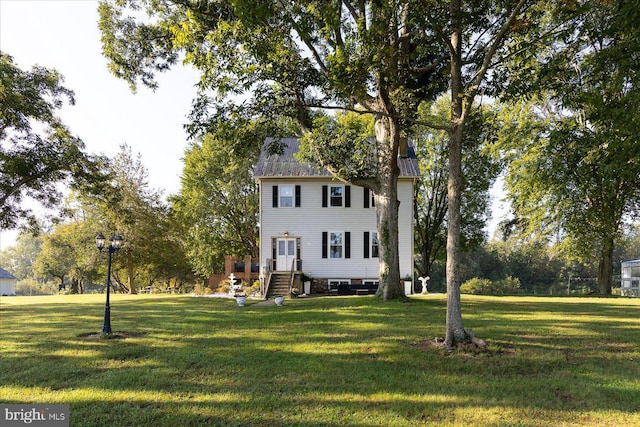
[621,259,640,297]
[0,267,17,296]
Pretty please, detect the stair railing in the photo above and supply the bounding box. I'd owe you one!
[263,271,273,299]
[288,258,296,295]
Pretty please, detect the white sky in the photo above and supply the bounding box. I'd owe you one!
[0,0,200,248]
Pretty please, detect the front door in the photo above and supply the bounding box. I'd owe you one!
[276,238,296,271]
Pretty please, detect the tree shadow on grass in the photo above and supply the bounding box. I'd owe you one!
[1,295,640,425]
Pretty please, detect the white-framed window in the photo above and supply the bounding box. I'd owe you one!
[330,231,343,258]
[364,231,379,259]
[364,188,376,208]
[322,184,350,208]
[322,231,350,259]
[370,231,379,258]
[363,280,380,286]
[330,186,343,207]
[280,186,293,207]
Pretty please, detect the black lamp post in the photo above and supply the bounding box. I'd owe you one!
[96,233,123,336]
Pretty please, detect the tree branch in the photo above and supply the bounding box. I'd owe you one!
[465,0,527,104]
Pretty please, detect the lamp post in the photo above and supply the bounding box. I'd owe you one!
[95,233,123,336]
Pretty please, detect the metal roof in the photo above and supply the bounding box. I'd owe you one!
[0,267,17,280]
[253,137,420,178]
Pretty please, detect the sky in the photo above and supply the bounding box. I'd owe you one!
[0,0,510,249]
[0,0,200,249]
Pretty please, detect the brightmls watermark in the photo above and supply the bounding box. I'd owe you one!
[1,404,68,426]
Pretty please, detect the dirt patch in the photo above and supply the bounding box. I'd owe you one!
[415,337,516,357]
[77,331,145,340]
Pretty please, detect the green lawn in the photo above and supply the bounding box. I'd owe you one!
[1,293,639,426]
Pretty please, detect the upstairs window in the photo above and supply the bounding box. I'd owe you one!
[364,188,376,208]
[272,185,301,207]
[280,186,293,207]
[322,185,351,207]
[330,186,343,207]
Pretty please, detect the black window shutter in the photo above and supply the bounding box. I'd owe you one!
[272,238,277,269]
[345,232,351,258]
[364,232,370,258]
[364,188,370,209]
[345,185,351,207]
[295,185,301,207]
[272,185,278,208]
[322,185,328,207]
[322,232,328,258]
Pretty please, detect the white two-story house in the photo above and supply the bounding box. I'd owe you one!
[253,137,419,297]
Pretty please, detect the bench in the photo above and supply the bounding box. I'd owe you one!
[336,283,378,295]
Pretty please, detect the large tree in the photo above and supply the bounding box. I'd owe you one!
[0,52,106,230]
[98,0,448,300]
[0,230,42,280]
[413,97,500,281]
[425,0,532,347]
[500,0,640,295]
[81,144,178,293]
[33,220,99,294]
[171,113,294,277]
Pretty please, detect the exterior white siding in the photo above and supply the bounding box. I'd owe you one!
[0,278,16,296]
[259,178,415,281]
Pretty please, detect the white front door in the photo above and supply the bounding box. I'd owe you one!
[276,238,296,271]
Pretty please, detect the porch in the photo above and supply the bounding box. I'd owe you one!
[208,255,260,290]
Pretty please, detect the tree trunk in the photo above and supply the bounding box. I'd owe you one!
[445,123,466,347]
[445,1,467,348]
[597,235,614,295]
[127,256,137,294]
[70,278,81,294]
[374,115,404,301]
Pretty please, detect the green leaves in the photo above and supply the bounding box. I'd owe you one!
[299,111,377,182]
[172,113,292,276]
[0,53,106,230]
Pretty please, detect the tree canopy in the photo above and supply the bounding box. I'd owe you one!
[171,113,297,277]
[0,52,106,230]
[413,97,500,281]
[98,0,449,300]
[500,0,640,294]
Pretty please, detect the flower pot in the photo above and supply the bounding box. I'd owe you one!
[274,296,285,306]
[404,280,412,296]
[236,296,246,307]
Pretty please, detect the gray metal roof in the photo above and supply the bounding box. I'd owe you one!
[0,267,17,280]
[253,137,420,178]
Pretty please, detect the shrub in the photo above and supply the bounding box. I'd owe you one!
[216,279,231,294]
[460,277,493,295]
[193,283,206,295]
[250,280,261,296]
[496,276,521,295]
[461,276,521,295]
[15,278,58,296]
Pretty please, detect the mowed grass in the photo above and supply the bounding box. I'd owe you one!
[1,293,639,426]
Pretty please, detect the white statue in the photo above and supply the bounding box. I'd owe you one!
[418,276,430,294]
[229,273,243,297]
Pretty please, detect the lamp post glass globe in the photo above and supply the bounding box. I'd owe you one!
[110,234,123,250]
[96,233,123,336]
[95,233,106,251]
